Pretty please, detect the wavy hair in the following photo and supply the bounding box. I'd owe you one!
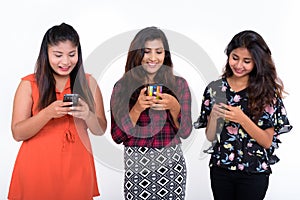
[35,23,95,112]
[222,30,284,122]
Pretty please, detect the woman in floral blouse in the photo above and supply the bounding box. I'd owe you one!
[194,30,292,200]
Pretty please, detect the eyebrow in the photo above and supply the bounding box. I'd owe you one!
[52,50,77,54]
[144,47,164,50]
[232,53,252,60]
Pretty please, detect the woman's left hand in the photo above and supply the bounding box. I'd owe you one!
[151,93,179,111]
[67,98,91,120]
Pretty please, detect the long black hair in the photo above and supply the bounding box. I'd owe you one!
[35,23,95,112]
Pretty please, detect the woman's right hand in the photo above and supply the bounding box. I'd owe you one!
[129,87,154,126]
[12,80,75,141]
[205,103,227,142]
[131,87,154,114]
[210,103,228,121]
[44,100,73,119]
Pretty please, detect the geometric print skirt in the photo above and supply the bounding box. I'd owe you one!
[124,145,187,200]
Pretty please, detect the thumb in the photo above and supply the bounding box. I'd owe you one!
[140,87,147,96]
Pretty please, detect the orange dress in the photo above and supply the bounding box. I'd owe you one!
[8,74,100,200]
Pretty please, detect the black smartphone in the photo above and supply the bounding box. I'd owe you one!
[63,94,79,106]
[146,84,163,99]
[220,106,230,111]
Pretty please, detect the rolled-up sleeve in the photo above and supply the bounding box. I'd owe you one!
[110,82,136,144]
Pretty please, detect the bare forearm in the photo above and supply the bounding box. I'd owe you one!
[239,116,273,148]
[129,107,141,127]
[85,111,107,135]
[12,109,52,141]
[170,104,180,128]
[205,116,218,142]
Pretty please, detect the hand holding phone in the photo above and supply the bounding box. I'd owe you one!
[219,105,229,111]
[145,84,164,110]
[146,84,163,99]
[63,94,79,107]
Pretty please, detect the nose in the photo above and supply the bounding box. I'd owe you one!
[236,60,243,69]
[148,51,157,61]
[61,55,70,65]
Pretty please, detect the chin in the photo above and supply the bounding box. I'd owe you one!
[57,71,71,77]
[233,73,249,78]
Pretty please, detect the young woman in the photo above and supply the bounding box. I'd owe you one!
[194,30,292,200]
[110,26,192,199]
[8,23,107,200]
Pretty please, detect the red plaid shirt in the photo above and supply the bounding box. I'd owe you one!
[110,76,192,148]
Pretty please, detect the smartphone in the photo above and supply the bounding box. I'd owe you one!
[147,84,163,99]
[220,106,229,111]
[63,94,79,106]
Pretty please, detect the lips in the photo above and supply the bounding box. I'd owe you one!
[233,68,244,74]
[148,62,157,67]
[59,66,70,72]
[147,62,162,69]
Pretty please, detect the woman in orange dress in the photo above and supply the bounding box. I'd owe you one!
[8,23,107,200]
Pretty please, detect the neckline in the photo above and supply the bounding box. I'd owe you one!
[224,78,248,94]
[55,77,71,93]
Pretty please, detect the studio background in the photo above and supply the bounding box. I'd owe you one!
[0,0,298,199]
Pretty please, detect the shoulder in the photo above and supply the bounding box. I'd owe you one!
[210,77,223,84]
[207,78,223,87]
[85,74,100,94]
[20,74,36,91]
[85,73,91,79]
[21,74,36,82]
[86,73,96,84]
[16,75,33,97]
[111,78,133,97]
[175,76,188,86]
[113,78,125,89]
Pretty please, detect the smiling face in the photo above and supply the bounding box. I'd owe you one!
[141,39,165,81]
[228,47,254,79]
[48,40,78,78]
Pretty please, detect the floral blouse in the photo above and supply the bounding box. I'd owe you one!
[194,78,292,174]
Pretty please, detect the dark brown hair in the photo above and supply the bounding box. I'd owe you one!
[113,26,176,118]
[124,26,174,84]
[222,30,284,122]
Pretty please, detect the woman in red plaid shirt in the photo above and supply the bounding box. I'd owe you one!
[110,26,192,200]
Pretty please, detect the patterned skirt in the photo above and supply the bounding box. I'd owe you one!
[124,145,187,200]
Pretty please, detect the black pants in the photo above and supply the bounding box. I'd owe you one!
[210,166,269,200]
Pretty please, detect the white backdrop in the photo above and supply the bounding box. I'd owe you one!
[0,0,299,199]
